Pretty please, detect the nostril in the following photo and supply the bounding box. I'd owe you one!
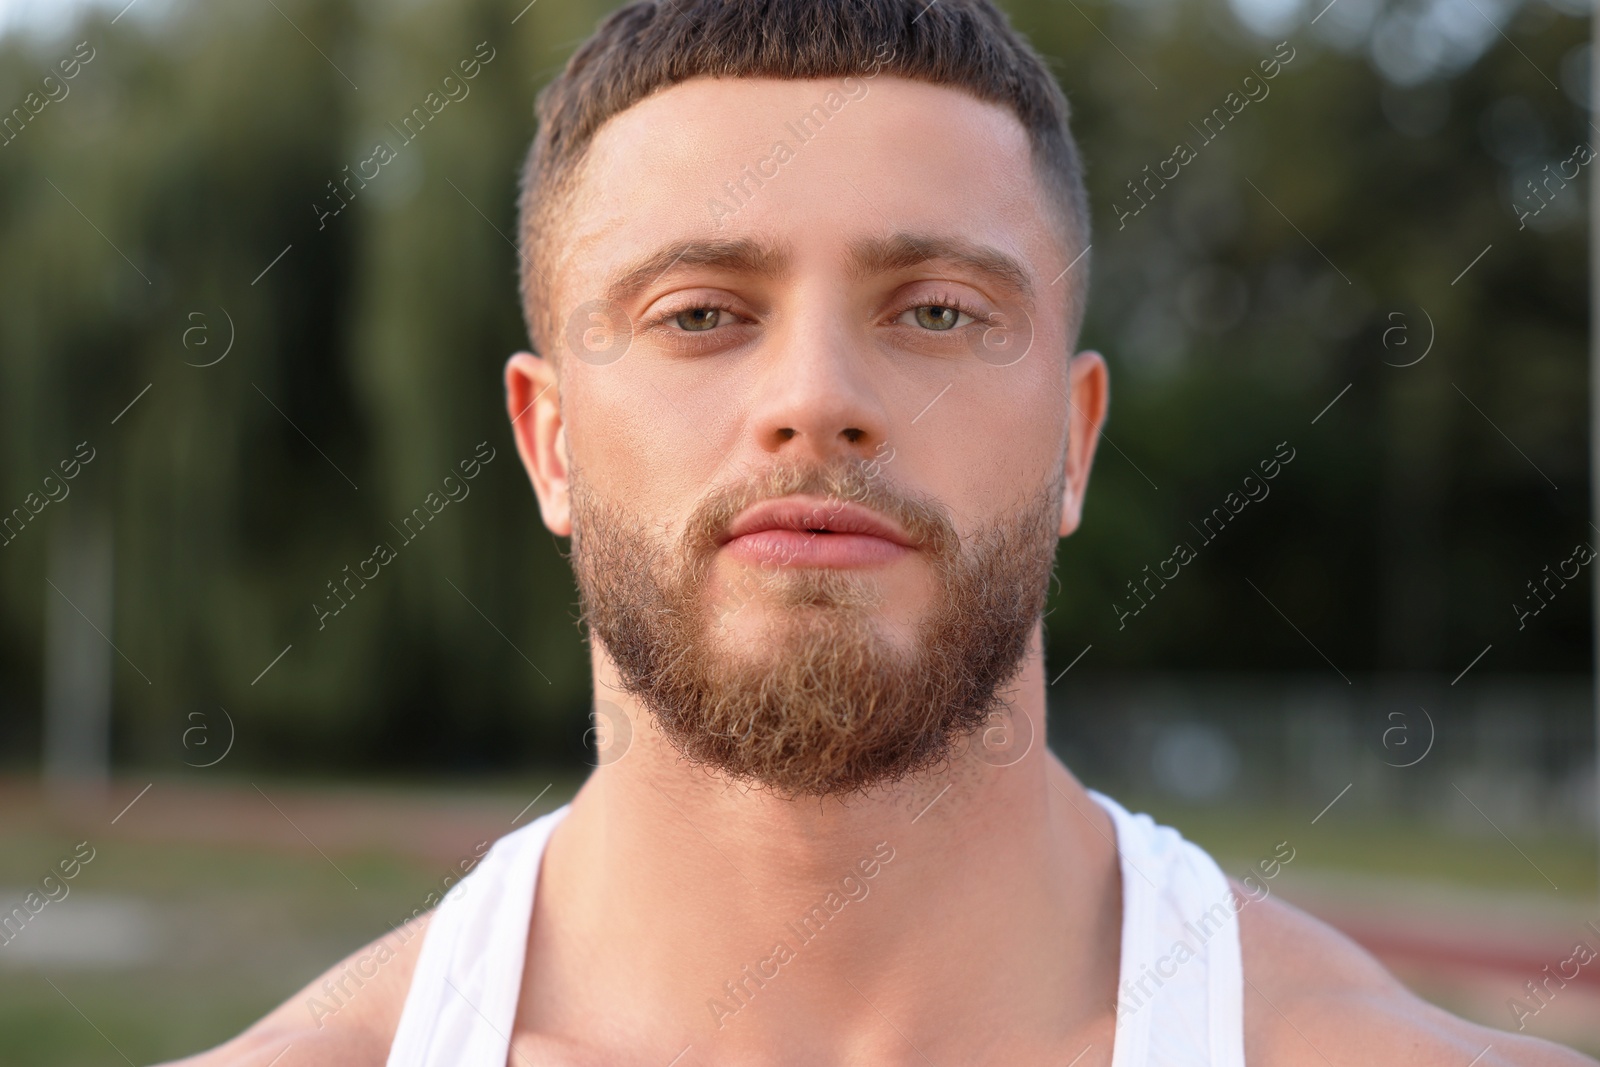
[842,428,863,444]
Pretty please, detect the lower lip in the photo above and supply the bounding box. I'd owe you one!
[722,529,912,568]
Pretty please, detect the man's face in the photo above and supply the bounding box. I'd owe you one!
[508,75,1107,796]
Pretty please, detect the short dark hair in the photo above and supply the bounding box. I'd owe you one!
[517,0,1090,359]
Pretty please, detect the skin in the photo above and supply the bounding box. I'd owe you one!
[166,76,1596,1066]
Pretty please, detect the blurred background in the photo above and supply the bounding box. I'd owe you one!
[0,0,1596,1060]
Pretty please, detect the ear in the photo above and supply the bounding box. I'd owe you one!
[505,352,571,536]
[1060,351,1108,538]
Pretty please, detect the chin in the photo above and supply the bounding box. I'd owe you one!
[710,580,927,653]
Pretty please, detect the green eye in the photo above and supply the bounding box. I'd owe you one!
[674,308,723,331]
[913,305,961,331]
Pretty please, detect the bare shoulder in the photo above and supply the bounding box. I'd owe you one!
[1237,884,1597,1066]
[154,910,433,1067]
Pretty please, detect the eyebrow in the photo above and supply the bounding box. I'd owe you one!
[602,238,791,310]
[600,231,1035,309]
[847,232,1035,303]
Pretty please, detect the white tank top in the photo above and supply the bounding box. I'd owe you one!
[385,789,1246,1066]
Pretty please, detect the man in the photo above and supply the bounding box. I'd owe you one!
[172,0,1596,1063]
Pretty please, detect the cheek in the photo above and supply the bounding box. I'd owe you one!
[947,367,1071,504]
[566,375,711,513]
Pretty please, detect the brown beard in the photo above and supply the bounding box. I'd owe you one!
[569,456,1062,798]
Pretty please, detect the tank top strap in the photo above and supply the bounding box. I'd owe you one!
[386,804,570,1067]
[1088,790,1247,1067]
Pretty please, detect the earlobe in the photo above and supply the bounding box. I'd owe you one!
[1058,484,1079,539]
[504,352,572,536]
[1059,350,1109,538]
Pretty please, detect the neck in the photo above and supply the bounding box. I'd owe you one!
[526,622,1123,1062]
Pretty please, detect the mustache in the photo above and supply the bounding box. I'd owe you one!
[677,457,960,561]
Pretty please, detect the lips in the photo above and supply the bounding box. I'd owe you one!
[718,496,916,568]
[720,497,915,547]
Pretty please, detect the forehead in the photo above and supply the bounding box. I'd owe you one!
[550,74,1065,307]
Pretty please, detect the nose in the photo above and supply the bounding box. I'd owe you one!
[746,314,891,463]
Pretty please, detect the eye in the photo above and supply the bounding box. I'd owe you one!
[673,307,727,332]
[638,296,754,354]
[893,298,980,332]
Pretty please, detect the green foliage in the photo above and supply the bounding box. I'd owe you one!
[0,0,1589,772]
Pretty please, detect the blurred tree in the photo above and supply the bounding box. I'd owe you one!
[0,0,1588,775]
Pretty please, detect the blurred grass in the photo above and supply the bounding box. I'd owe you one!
[1123,792,1600,897]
